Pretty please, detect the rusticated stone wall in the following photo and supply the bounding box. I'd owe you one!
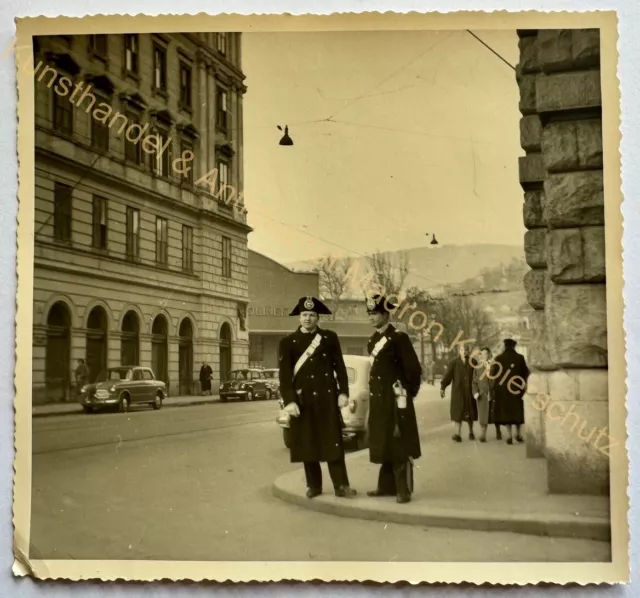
[517,29,609,495]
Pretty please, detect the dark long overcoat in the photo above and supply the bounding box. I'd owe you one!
[441,357,478,423]
[493,349,530,425]
[278,327,349,463]
[199,365,212,392]
[367,325,422,464]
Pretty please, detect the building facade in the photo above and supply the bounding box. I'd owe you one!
[33,32,250,404]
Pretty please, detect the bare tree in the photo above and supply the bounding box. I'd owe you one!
[314,254,354,320]
[365,250,410,298]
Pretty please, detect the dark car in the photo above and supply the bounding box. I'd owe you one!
[262,368,280,399]
[219,368,273,402]
[78,366,166,413]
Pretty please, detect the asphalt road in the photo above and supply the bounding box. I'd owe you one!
[30,385,610,562]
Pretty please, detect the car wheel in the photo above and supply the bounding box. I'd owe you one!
[82,406,94,414]
[265,389,272,400]
[283,428,292,449]
[246,390,254,402]
[119,395,130,413]
[356,430,369,451]
[220,395,227,403]
[152,392,163,410]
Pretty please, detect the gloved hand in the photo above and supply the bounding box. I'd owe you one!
[474,392,480,400]
[283,402,300,417]
[440,389,445,399]
[337,394,348,408]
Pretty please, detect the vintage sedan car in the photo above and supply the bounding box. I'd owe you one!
[276,354,371,450]
[219,368,273,402]
[79,366,166,413]
[262,368,280,399]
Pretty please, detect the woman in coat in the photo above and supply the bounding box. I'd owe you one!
[472,347,498,442]
[199,361,213,395]
[440,344,478,441]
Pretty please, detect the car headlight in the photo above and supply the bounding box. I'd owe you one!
[81,385,88,393]
[240,383,245,389]
[109,385,116,392]
[219,384,224,391]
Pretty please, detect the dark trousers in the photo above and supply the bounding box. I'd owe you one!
[376,461,413,496]
[304,459,350,490]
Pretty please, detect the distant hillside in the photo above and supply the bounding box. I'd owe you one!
[286,244,525,296]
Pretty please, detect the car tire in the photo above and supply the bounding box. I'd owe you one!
[82,406,94,414]
[265,389,272,401]
[283,428,292,449]
[220,396,227,403]
[356,429,369,451]
[246,390,254,402]
[152,392,163,410]
[119,394,130,413]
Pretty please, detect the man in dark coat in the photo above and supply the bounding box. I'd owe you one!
[278,296,357,499]
[365,295,422,504]
[199,361,213,395]
[440,344,478,442]
[492,338,530,445]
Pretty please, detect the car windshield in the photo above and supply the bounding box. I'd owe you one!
[230,370,249,381]
[96,368,131,382]
[346,367,356,384]
[264,371,277,379]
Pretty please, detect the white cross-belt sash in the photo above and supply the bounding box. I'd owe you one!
[293,333,323,379]
[369,335,389,364]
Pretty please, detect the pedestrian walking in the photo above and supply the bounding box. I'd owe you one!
[74,359,89,399]
[426,361,435,385]
[492,338,530,445]
[471,347,499,442]
[278,296,357,499]
[440,344,478,441]
[364,295,422,504]
[199,361,213,395]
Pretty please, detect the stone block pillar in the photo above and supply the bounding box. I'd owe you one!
[517,29,609,495]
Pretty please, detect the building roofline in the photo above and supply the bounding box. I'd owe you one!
[249,249,319,276]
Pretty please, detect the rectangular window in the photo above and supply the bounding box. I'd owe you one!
[90,104,109,151]
[182,225,193,272]
[218,160,229,202]
[92,196,108,250]
[124,110,142,165]
[125,207,140,259]
[179,62,192,109]
[52,83,73,135]
[124,34,139,74]
[221,236,231,278]
[151,130,170,177]
[156,217,168,265]
[216,89,228,131]
[180,138,194,184]
[153,43,167,91]
[217,33,227,55]
[53,182,72,242]
[89,34,108,59]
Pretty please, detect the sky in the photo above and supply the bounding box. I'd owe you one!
[241,29,525,264]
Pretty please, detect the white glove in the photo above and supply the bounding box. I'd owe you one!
[338,394,348,408]
[474,392,480,400]
[283,402,300,417]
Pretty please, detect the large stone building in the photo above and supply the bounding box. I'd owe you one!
[32,32,250,403]
[517,29,608,495]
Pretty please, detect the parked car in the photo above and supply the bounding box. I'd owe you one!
[262,368,280,398]
[276,354,371,450]
[78,366,166,413]
[219,368,273,402]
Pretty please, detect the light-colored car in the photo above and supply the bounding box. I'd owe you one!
[79,366,166,413]
[276,354,371,450]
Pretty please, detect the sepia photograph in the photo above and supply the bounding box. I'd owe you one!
[12,10,627,584]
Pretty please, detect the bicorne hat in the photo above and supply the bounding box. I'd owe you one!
[504,338,517,348]
[289,296,332,316]
[365,294,398,314]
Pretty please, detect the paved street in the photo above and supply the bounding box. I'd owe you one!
[31,386,610,562]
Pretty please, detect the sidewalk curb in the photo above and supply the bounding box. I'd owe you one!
[32,398,221,419]
[271,478,610,541]
[271,424,611,542]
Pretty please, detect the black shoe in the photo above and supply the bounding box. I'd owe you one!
[367,489,393,497]
[480,436,487,443]
[516,435,524,443]
[335,485,357,498]
[452,434,462,442]
[506,438,513,445]
[396,494,411,504]
[306,488,322,498]
[496,431,503,440]
[469,432,475,441]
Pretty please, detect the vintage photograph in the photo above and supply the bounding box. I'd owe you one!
[13,11,627,584]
